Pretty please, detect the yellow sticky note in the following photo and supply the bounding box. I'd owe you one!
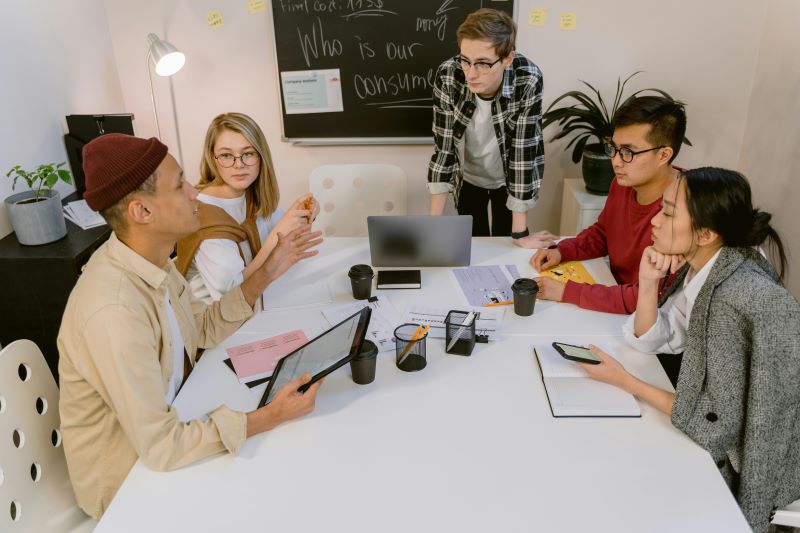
[248,0,266,14]
[529,8,547,26]
[560,12,577,31]
[207,9,224,28]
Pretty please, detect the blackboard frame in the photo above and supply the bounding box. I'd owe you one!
[268,0,517,145]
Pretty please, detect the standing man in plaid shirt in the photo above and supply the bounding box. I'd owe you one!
[427,8,555,248]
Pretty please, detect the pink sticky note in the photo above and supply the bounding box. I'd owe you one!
[227,330,308,382]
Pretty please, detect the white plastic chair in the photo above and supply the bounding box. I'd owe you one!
[773,498,800,528]
[309,164,407,237]
[0,339,95,532]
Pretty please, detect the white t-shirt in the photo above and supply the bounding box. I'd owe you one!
[186,193,283,304]
[164,288,185,405]
[460,96,505,190]
[623,250,721,354]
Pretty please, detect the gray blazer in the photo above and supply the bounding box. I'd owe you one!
[662,247,800,532]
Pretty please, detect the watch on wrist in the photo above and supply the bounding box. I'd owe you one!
[511,227,530,240]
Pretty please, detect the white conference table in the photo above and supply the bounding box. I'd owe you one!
[96,238,749,532]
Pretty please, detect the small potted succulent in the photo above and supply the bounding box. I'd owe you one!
[4,162,73,245]
[543,71,690,194]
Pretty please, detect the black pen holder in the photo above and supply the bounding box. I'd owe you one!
[445,310,476,356]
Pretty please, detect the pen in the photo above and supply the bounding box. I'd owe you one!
[483,301,513,307]
[397,325,429,365]
[446,312,475,352]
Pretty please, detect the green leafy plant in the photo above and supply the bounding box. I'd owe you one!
[543,71,691,163]
[6,162,72,200]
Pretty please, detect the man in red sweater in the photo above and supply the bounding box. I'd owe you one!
[531,96,687,314]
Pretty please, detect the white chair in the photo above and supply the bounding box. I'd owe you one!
[0,340,95,532]
[309,164,407,237]
[773,498,800,528]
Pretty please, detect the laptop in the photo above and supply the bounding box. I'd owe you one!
[258,307,371,407]
[367,215,472,267]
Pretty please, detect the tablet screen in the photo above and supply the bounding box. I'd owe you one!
[261,308,368,406]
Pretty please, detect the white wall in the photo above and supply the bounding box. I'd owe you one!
[0,0,125,239]
[102,0,768,236]
[738,0,800,298]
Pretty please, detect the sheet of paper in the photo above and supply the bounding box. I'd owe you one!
[207,9,224,28]
[401,304,504,340]
[63,200,107,229]
[452,265,521,307]
[262,275,332,311]
[560,12,577,31]
[227,330,308,383]
[281,69,344,114]
[529,8,546,26]
[539,261,596,285]
[321,296,400,352]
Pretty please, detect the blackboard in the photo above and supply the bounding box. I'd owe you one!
[270,0,515,144]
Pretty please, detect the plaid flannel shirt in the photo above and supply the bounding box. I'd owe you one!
[427,52,544,212]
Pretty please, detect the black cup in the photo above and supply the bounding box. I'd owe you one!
[350,340,378,385]
[348,264,374,300]
[511,278,539,316]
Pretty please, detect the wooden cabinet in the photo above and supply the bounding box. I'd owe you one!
[0,195,110,381]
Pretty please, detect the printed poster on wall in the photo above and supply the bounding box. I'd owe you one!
[280,68,344,114]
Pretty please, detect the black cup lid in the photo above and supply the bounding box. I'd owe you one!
[354,339,378,359]
[348,264,374,278]
[512,278,539,295]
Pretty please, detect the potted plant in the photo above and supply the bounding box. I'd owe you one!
[543,72,690,194]
[4,162,73,245]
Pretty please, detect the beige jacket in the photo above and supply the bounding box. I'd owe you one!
[57,233,253,519]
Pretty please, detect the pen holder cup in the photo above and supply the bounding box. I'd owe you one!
[445,310,476,356]
[394,323,428,372]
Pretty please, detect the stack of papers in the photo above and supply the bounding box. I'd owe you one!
[63,200,106,229]
[452,265,521,306]
[226,330,308,383]
[322,296,401,352]
[400,304,504,340]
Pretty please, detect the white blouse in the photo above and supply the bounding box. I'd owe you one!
[623,250,721,355]
[186,193,282,304]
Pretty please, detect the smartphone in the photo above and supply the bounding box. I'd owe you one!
[552,342,601,365]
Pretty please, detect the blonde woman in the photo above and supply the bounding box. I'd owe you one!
[177,112,319,303]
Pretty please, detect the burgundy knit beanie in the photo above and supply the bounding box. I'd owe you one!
[82,134,168,211]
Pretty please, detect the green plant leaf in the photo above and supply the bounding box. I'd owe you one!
[45,174,58,188]
[580,80,610,123]
[571,135,590,163]
[57,169,72,183]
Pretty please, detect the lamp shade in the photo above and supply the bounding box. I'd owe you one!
[147,33,185,76]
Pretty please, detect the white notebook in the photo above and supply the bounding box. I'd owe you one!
[534,342,641,418]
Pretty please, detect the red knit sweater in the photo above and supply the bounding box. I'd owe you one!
[558,178,672,314]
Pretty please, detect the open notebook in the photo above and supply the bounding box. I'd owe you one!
[533,342,641,418]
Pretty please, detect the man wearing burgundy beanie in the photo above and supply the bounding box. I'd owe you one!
[57,134,323,519]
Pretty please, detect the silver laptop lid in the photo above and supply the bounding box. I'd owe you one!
[367,215,472,267]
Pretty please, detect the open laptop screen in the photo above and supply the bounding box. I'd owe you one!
[367,215,472,267]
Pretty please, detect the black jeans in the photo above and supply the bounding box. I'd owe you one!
[456,180,512,237]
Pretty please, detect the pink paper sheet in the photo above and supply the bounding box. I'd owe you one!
[226,330,308,382]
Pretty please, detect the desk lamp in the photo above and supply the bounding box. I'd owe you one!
[146,33,185,140]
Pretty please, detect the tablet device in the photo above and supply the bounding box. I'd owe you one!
[258,307,372,407]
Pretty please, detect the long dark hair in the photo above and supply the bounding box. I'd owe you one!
[682,167,787,279]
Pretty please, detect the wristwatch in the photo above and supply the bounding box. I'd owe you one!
[511,227,530,240]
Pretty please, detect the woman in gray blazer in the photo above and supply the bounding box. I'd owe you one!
[580,167,799,533]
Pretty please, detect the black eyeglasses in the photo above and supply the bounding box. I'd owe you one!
[214,151,260,168]
[457,56,502,74]
[604,142,665,163]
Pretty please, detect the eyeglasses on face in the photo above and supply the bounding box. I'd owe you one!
[214,151,260,168]
[458,56,502,75]
[604,142,665,163]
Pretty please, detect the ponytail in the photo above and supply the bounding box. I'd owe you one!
[750,209,787,280]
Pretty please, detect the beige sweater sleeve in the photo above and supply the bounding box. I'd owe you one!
[81,304,247,471]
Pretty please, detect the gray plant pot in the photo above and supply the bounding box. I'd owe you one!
[4,189,67,245]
